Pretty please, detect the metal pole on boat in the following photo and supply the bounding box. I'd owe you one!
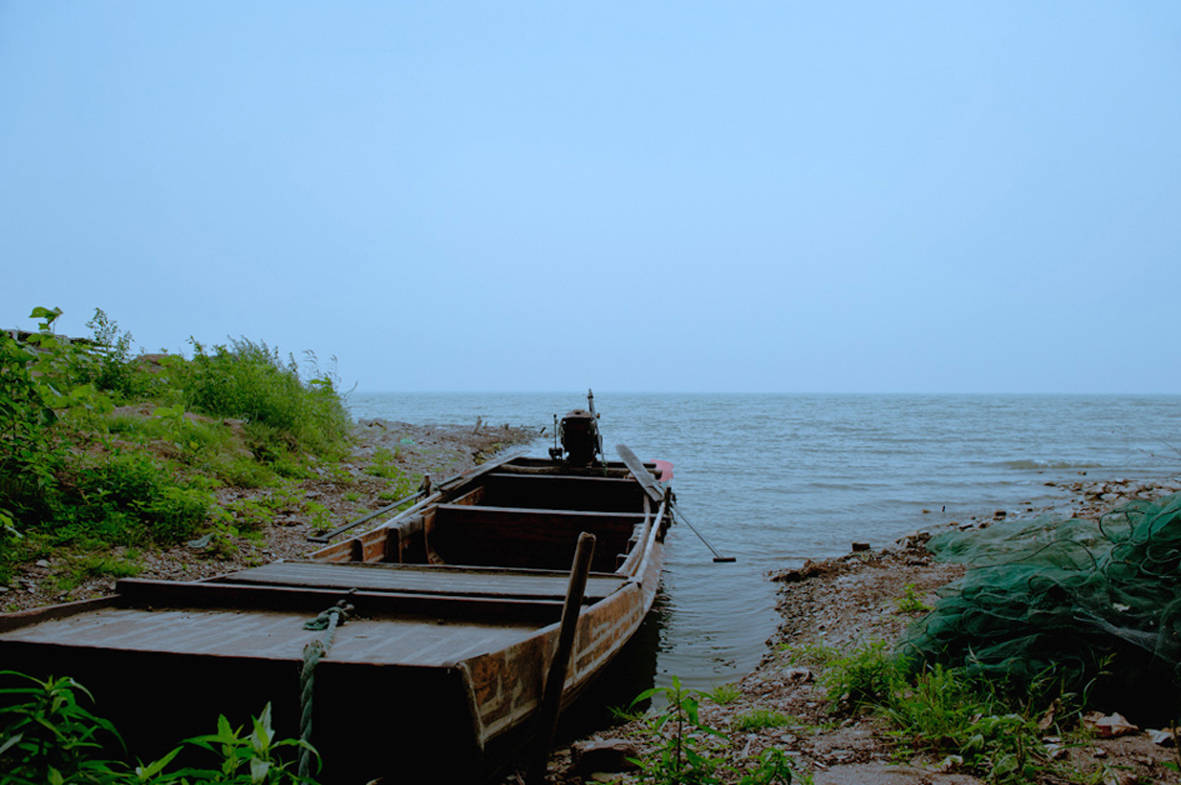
[671,499,737,563]
[527,531,596,785]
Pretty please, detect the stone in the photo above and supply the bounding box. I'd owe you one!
[784,666,814,683]
[35,559,50,568]
[1148,728,1176,746]
[571,739,639,774]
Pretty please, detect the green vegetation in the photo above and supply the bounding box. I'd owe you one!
[702,683,742,705]
[807,639,1116,784]
[0,670,319,784]
[627,677,808,785]
[732,709,792,732]
[893,582,931,614]
[0,306,359,589]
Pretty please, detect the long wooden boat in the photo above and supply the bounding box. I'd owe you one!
[0,409,673,783]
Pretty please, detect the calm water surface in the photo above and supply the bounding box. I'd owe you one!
[348,393,1181,690]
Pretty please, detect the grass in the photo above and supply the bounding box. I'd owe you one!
[733,709,793,732]
[0,306,357,586]
[779,641,839,667]
[703,683,742,705]
[894,582,932,614]
[809,641,1076,784]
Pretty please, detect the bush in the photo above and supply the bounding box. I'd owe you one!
[820,641,900,709]
[182,339,349,459]
[58,452,212,547]
[0,330,62,527]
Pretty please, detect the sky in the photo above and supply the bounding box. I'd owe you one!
[2,2,1179,394]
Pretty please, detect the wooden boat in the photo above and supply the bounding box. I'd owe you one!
[0,403,673,783]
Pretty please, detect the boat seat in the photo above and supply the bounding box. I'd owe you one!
[430,504,641,571]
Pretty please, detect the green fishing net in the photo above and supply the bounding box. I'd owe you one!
[902,493,1181,715]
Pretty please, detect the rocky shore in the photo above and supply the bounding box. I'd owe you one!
[513,472,1181,785]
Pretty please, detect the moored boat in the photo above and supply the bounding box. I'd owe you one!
[0,395,673,783]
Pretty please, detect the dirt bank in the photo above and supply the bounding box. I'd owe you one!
[3,420,538,612]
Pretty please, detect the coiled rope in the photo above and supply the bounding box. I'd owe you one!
[298,600,354,779]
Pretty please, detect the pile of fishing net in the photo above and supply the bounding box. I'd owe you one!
[902,492,1181,717]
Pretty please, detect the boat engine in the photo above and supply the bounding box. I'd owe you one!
[558,409,600,465]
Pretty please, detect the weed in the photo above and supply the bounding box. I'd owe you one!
[212,455,276,488]
[365,447,402,480]
[885,668,1046,783]
[820,641,901,709]
[0,670,124,784]
[53,553,142,593]
[895,583,932,614]
[733,709,792,732]
[0,670,320,784]
[628,677,805,784]
[227,499,276,532]
[305,502,332,532]
[739,749,809,785]
[258,484,304,514]
[703,684,742,705]
[629,676,729,784]
[778,641,838,667]
[201,523,242,560]
[343,491,360,503]
[320,463,354,486]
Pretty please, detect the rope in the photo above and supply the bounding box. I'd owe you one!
[298,600,353,779]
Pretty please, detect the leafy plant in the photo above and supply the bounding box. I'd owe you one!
[882,665,1045,784]
[628,677,803,784]
[365,447,402,480]
[820,641,901,709]
[181,703,318,784]
[0,328,62,528]
[83,309,147,401]
[305,502,332,533]
[0,670,320,784]
[0,670,125,785]
[629,677,727,784]
[895,583,932,614]
[703,683,741,705]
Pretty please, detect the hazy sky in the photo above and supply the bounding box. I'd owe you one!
[3,2,1179,393]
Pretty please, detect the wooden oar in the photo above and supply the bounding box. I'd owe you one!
[616,444,736,563]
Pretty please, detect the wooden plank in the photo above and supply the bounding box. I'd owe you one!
[482,473,644,512]
[217,561,627,602]
[112,579,566,623]
[430,504,641,572]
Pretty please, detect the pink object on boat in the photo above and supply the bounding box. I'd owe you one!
[652,459,674,482]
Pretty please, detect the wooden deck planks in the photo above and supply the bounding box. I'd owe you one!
[0,606,538,665]
[219,561,627,602]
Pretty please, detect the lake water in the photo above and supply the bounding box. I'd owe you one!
[347,392,1181,690]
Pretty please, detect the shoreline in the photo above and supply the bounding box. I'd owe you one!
[516,471,1181,785]
[7,417,1181,783]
